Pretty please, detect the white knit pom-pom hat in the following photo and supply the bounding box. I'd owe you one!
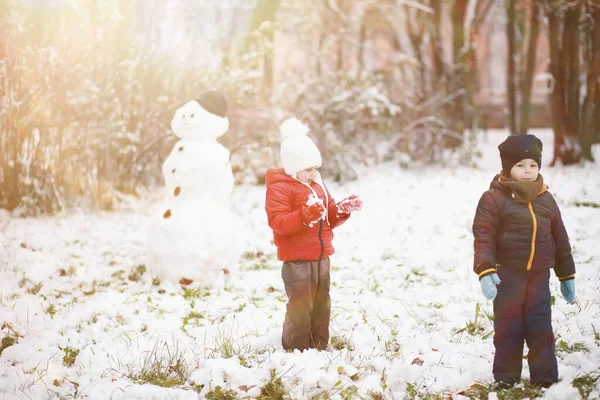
[279,117,322,176]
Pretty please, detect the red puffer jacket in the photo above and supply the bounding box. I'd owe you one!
[265,168,349,261]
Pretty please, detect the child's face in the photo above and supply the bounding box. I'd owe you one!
[297,167,318,183]
[509,158,539,181]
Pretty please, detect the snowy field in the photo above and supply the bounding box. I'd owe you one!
[1,129,599,400]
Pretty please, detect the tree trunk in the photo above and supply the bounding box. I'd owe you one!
[452,0,468,133]
[565,6,580,140]
[518,0,540,134]
[581,7,600,161]
[547,6,568,165]
[506,0,517,135]
[430,0,444,84]
[357,17,365,75]
[406,8,426,99]
[245,0,281,90]
[553,4,582,165]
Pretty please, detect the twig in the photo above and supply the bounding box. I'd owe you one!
[116,132,171,183]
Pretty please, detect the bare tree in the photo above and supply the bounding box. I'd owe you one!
[580,1,600,161]
[452,0,469,132]
[506,0,517,134]
[505,0,542,136]
[430,0,445,83]
[244,0,282,90]
[518,0,541,135]
[544,0,583,165]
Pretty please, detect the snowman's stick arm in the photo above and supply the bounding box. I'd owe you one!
[227,140,279,164]
[116,132,170,183]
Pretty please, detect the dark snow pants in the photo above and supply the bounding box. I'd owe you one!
[493,267,558,385]
[281,257,331,351]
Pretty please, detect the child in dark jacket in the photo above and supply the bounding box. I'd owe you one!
[472,134,576,388]
[265,117,362,352]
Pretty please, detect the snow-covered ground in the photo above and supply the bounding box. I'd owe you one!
[1,129,599,399]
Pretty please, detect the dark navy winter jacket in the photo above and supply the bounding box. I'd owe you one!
[472,175,576,281]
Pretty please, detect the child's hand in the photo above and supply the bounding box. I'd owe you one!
[300,195,326,226]
[560,279,575,303]
[480,273,501,300]
[336,194,363,215]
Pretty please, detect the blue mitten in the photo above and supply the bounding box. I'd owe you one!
[560,280,575,303]
[480,273,501,301]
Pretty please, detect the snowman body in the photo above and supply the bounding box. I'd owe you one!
[146,100,243,284]
[162,140,234,205]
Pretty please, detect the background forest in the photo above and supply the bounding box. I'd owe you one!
[0,0,599,215]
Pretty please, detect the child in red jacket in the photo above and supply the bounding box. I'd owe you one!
[265,117,362,351]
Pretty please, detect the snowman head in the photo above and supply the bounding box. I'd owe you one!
[170,100,229,141]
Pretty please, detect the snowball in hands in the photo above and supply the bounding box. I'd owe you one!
[146,100,244,285]
[336,194,363,215]
[301,194,326,226]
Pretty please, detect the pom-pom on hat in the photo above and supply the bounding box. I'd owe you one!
[498,134,543,174]
[197,89,228,117]
[279,117,322,177]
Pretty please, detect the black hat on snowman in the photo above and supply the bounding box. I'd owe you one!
[197,89,228,118]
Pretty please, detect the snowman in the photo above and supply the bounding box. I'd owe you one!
[146,89,244,285]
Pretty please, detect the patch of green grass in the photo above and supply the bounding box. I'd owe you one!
[459,381,544,400]
[403,268,426,284]
[63,346,80,367]
[181,311,204,332]
[183,287,210,300]
[367,390,384,400]
[573,371,600,399]
[111,270,126,279]
[452,303,492,338]
[0,335,15,356]
[556,340,589,354]
[46,304,57,318]
[258,369,287,400]
[208,326,252,360]
[593,325,600,345]
[59,265,77,276]
[242,251,277,271]
[383,337,402,361]
[241,250,265,260]
[406,382,418,399]
[574,201,600,208]
[128,264,147,281]
[126,341,188,388]
[311,379,361,400]
[330,335,353,351]
[2,322,20,337]
[27,282,43,295]
[206,385,239,400]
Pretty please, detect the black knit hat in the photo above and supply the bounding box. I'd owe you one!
[498,134,543,173]
[197,89,228,117]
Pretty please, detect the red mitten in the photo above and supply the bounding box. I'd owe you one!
[336,194,363,215]
[300,195,326,226]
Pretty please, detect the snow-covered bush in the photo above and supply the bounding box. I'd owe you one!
[273,71,401,182]
[0,2,478,214]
